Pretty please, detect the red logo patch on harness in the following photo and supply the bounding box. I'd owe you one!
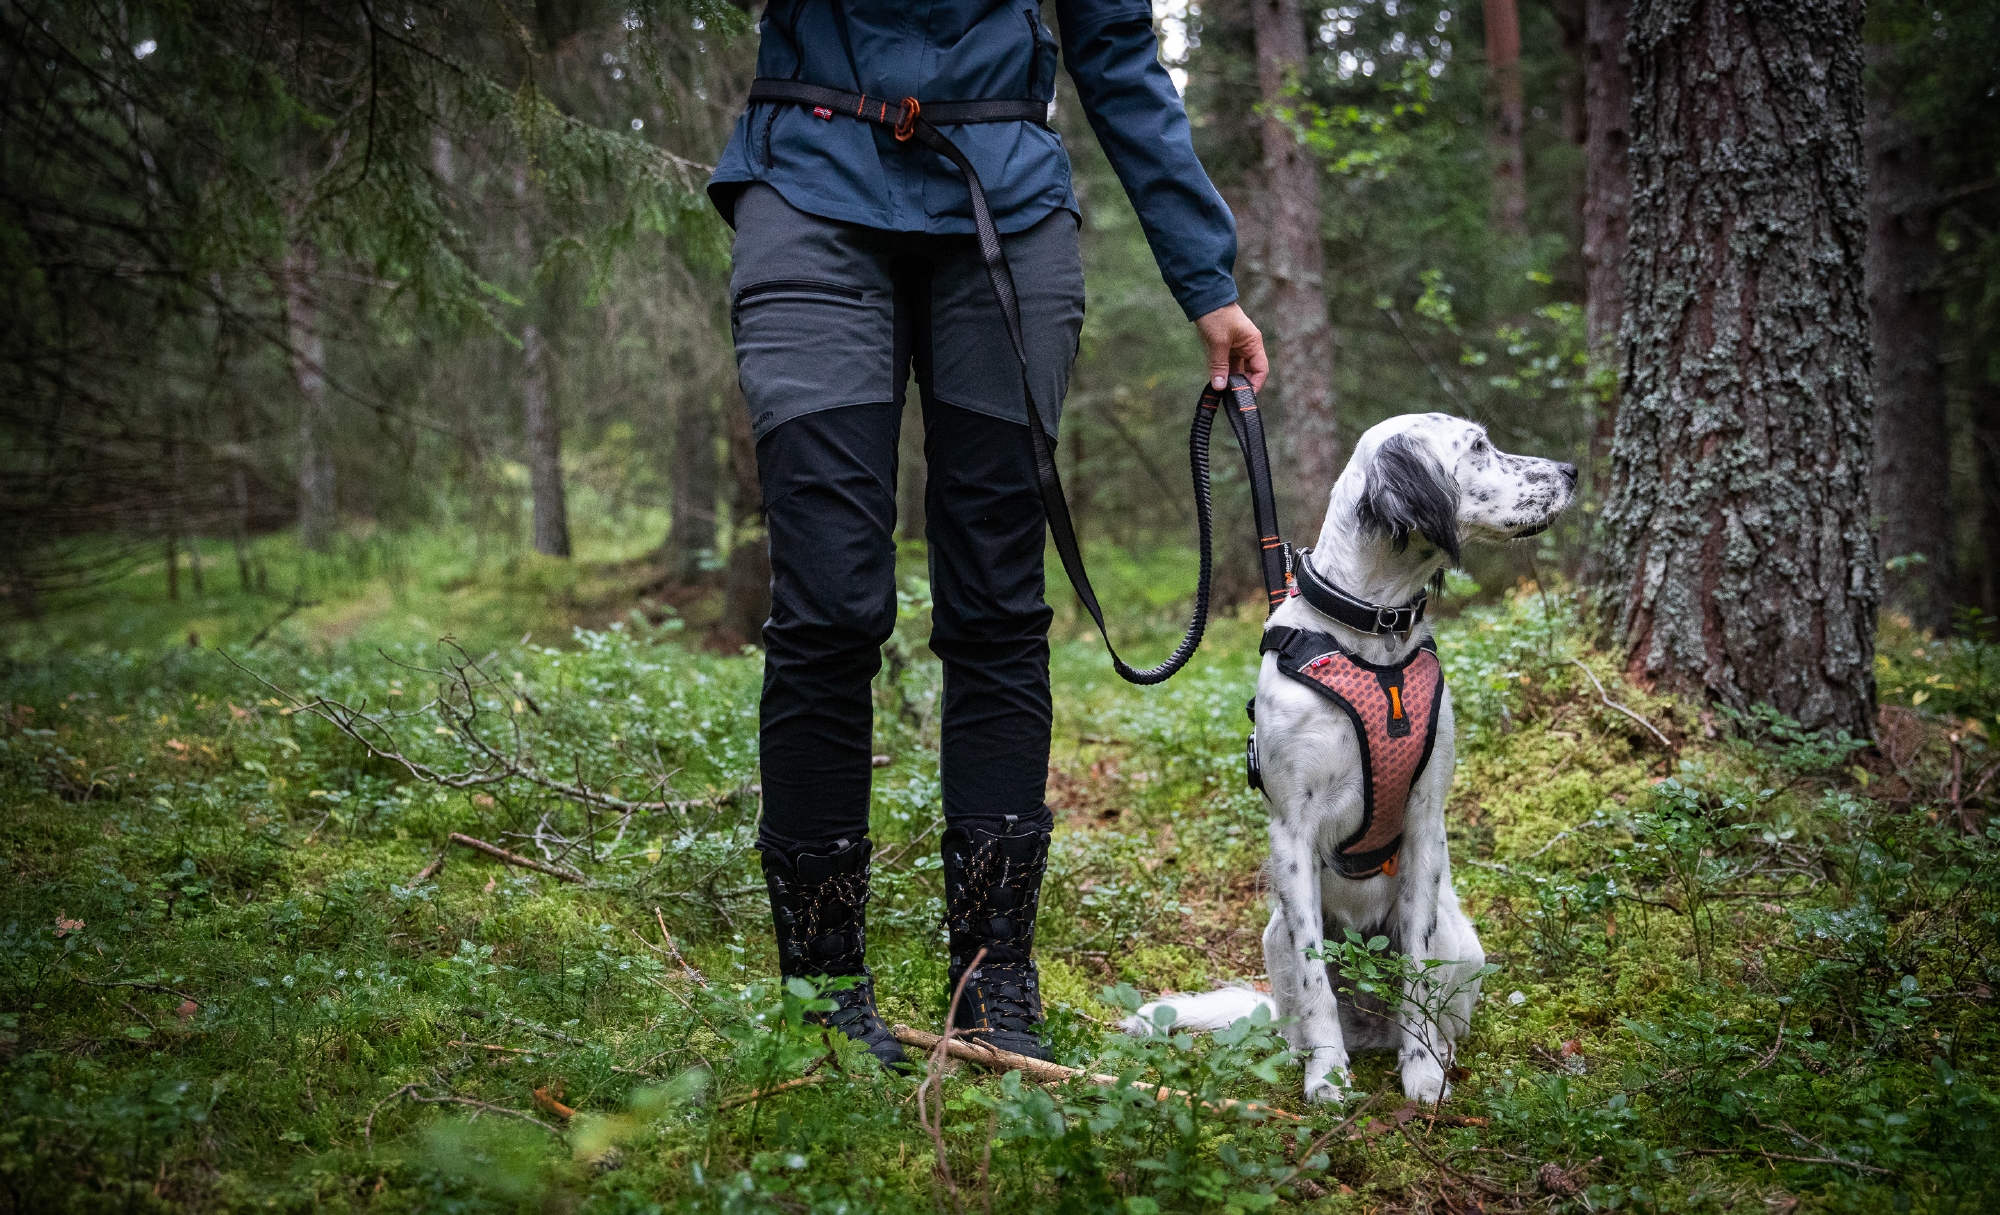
[811,106,834,120]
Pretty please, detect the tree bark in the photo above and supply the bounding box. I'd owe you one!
[721,384,771,646]
[1598,0,1876,737]
[897,383,926,544]
[1974,378,2000,613]
[1483,0,1529,237]
[522,321,572,558]
[282,241,336,553]
[665,390,721,583]
[1865,81,1952,632]
[1581,0,1633,496]
[1582,0,1632,356]
[1253,0,1338,532]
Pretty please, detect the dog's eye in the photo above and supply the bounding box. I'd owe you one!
[1470,437,1489,454]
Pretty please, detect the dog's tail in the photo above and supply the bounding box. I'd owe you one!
[1120,984,1277,1036]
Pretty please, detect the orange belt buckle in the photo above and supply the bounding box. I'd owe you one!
[894,96,921,141]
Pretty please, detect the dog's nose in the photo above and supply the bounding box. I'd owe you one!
[1556,462,1579,485]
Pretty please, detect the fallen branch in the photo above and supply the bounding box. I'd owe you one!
[457,1007,586,1046]
[915,948,986,1215]
[364,1083,566,1147]
[655,907,710,987]
[716,1073,830,1110]
[448,1040,531,1055]
[1680,1146,1894,1176]
[243,591,320,650]
[449,832,585,883]
[218,646,742,820]
[1735,1008,1787,1080]
[1398,1119,1520,1197]
[891,1026,1302,1122]
[408,852,446,885]
[1570,659,1675,751]
[532,1086,576,1120]
[70,974,199,1004]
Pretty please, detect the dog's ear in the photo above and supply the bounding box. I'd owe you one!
[1356,434,1462,566]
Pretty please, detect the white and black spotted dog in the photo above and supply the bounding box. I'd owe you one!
[1124,413,1576,1105]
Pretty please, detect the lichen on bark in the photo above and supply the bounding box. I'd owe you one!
[1598,0,1878,737]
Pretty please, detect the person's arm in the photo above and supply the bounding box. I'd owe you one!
[1056,0,1266,389]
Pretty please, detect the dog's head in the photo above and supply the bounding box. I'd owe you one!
[1349,413,1577,567]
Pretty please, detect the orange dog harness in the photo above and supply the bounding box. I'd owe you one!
[1255,625,1444,879]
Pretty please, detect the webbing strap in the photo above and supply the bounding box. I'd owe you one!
[746,80,1047,128]
[746,80,1291,683]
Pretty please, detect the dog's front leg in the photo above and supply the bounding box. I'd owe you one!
[1390,730,1480,1104]
[1265,815,1351,1104]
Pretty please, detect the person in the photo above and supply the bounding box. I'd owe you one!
[708,0,1267,1067]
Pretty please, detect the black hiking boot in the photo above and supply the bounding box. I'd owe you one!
[942,817,1052,1062]
[760,837,908,1070]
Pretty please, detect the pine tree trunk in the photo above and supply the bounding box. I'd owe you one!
[1582,0,1632,357]
[896,386,927,545]
[1974,379,2000,613]
[665,390,721,584]
[522,322,572,558]
[1599,0,1876,737]
[1483,0,1529,237]
[283,241,336,553]
[721,384,771,646]
[1253,0,1338,531]
[1866,84,1952,632]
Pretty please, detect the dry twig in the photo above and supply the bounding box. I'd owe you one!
[890,1027,1302,1122]
[1570,659,1675,751]
[449,832,586,884]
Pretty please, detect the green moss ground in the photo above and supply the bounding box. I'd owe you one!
[3,554,1998,1212]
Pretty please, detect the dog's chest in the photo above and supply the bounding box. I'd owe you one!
[1258,625,1444,880]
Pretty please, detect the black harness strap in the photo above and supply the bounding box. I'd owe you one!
[745,77,1294,683]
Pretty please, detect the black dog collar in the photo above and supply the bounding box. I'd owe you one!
[1293,547,1428,636]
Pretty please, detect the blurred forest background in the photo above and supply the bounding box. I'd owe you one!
[5,0,1992,652]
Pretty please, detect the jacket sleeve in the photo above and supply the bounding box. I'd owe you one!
[1056,0,1239,319]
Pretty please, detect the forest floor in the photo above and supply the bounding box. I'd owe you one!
[3,537,1998,1213]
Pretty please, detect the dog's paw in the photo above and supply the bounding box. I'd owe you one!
[1399,1053,1451,1105]
[1302,1050,1354,1105]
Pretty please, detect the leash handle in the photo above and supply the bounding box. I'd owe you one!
[1214,376,1294,614]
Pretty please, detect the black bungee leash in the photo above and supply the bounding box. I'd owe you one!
[742,80,1297,682]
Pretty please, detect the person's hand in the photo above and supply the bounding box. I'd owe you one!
[1194,302,1269,393]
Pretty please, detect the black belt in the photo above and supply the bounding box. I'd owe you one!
[744,78,1294,683]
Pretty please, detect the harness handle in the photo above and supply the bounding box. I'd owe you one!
[743,79,1293,683]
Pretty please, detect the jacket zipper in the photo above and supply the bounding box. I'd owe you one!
[735,278,866,305]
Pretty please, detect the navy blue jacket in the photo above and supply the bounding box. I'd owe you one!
[708,1,1239,320]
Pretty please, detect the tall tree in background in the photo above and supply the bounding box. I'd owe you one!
[522,321,572,557]
[1581,0,1631,358]
[665,393,721,584]
[1866,63,1950,630]
[283,241,336,554]
[1482,0,1528,237]
[1581,0,1632,492]
[1599,0,1876,736]
[1253,0,1339,529]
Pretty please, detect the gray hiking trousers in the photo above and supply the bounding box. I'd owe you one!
[726,183,1085,853]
